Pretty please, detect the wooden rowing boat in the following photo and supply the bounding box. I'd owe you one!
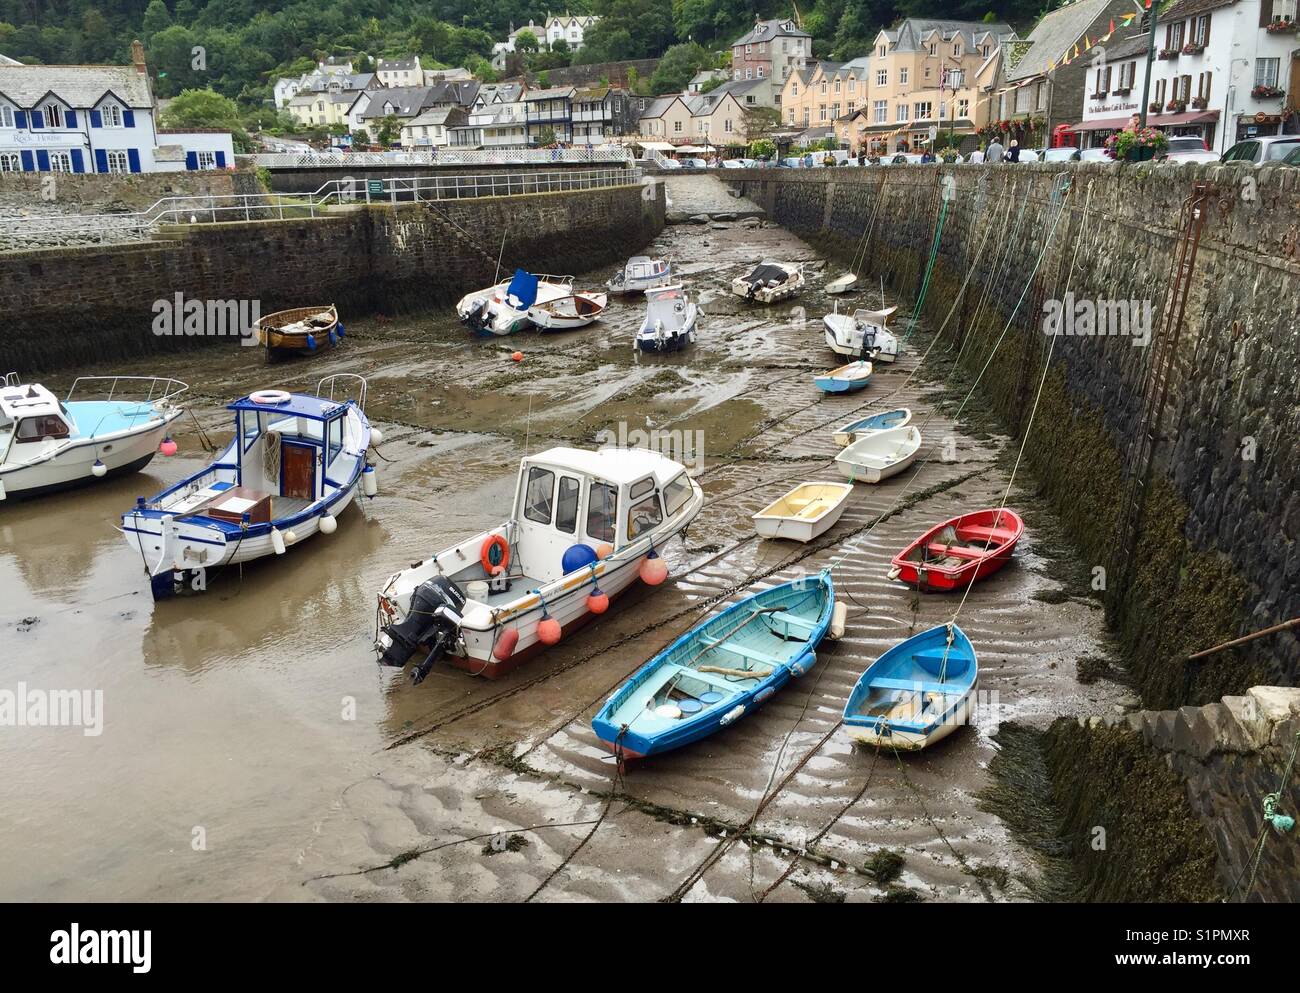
[255,305,341,359]
[528,292,608,331]
[888,508,1025,591]
[752,481,853,542]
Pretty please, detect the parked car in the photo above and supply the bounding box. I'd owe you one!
[657,157,682,169]
[1281,146,1300,167]
[680,157,709,169]
[1163,136,1219,163]
[1040,147,1082,162]
[1079,147,1112,162]
[1221,135,1300,165]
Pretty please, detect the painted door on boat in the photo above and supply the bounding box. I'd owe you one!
[281,441,316,501]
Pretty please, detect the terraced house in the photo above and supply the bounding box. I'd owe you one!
[780,57,872,131]
[731,17,814,96]
[524,86,575,143]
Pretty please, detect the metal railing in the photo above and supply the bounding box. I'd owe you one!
[66,376,190,408]
[248,146,630,169]
[2,167,640,245]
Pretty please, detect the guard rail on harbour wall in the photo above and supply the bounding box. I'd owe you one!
[248,146,633,169]
[1,167,641,247]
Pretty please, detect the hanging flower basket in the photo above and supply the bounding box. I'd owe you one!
[1104,125,1169,161]
[1264,19,1295,34]
[1252,84,1285,99]
[1149,101,1162,113]
[1181,42,1205,55]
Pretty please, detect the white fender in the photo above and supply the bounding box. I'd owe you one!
[319,514,337,534]
[829,600,848,640]
[271,527,286,555]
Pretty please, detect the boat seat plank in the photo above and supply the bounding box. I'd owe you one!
[869,676,962,695]
[767,610,816,637]
[711,640,787,669]
[955,524,1016,543]
[925,542,985,560]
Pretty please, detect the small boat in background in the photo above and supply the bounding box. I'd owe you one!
[635,284,698,353]
[528,291,608,331]
[592,571,838,760]
[825,273,858,295]
[457,269,575,335]
[0,374,186,501]
[823,304,901,363]
[835,425,921,484]
[843,622,978,751]
[752,482,853,542]
[121,375,375,600]
[814,360,872,394]
[731,261,805,303]
[256,305,342,360]
[833,408,912,446]
[608,256,672,295]
[888,508,1024,591]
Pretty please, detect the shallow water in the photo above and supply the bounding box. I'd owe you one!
[0,181,1125,901]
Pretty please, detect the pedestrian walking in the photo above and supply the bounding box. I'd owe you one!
[1006,139,1021,163]
[986,137,1004,163]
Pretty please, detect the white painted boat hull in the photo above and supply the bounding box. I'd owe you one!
[834,426,922,484]
[752,481,853,542]
[823,314,899,362]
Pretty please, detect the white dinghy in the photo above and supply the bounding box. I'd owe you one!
[834,425,922,484]
[376,447,704,684]
[607,256,672,295]
[121,375,376,599]
[832,408,912,447]
[636,284,698,353]
[0,374,187,502]
[823,304,902,363]
[752,482,853,542]
[826,273,858,295]
[528,291,608,331]
[456,269,575,335]
[731,261,805,304]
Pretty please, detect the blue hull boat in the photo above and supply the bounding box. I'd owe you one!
[593,571,835,760]
[832,407,912,446]
[814,360,872,394]
[842,623,978,751]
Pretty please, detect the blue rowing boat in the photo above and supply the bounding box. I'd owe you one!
[832,407,912,446]
[842,623,978,751]
[814,360,872,394]
[593,571,836,760]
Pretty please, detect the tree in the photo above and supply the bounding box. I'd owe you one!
[649,42,711,95]
[515,29,539,53]
[162,88,253,151]
[537,126,557,146]
[748,137,776,159]
[376,114,402,147]
[142,0,172,39]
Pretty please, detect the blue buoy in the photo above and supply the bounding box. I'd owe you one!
[678,699,703,714]
[336,322,346,339]
[561,543,598,575]
[305,333,317,351]
[328,330,338,345]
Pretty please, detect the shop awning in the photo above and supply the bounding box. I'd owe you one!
[675,144,714,153]
[636,140,675,151]
[1072,109,1220,132]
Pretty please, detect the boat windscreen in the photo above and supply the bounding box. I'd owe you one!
[742,264,789,288]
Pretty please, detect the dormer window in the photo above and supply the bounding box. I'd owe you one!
[100,103,122,127]
[44,103,63,127]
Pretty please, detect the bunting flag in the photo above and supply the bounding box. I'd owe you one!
[1109,18,1116,32]
[1121,12,1137,24]
[1144,0,1152,7]
[1085,34,1093,48]
[1073,43,1080,58]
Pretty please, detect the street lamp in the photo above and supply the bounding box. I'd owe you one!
[1138,0,1159,128]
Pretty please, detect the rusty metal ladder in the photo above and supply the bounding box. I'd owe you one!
[1111,182,1216,593]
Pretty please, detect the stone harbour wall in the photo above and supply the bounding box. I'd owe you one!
[725,164,1300,710]
[0,179,663,374]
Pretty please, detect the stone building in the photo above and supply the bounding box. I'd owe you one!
[730,17,813,95]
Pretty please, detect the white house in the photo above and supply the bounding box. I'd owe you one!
[461,82,528,148]
[545,14,599,50]
[376,57,422,88]
[1075,0,1299,153]
[273,57,354,109]
[400,107,468,148]
[0,42,234,174]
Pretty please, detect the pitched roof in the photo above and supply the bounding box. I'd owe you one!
[886,18,1014,54]
[639,95,684,120]
[1005,0,1115,81]
[406,107,463,127]
[356,86,436,118]
[523,86,576,101]
[733,18,811,46]
[428,79,479,105]
[0,64,152,108]
[377,57,420,71]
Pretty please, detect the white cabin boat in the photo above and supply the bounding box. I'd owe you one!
[752,482,853,542]
[456,269,575,335]
[0,375,186,502]
[823,304,902,362]
[121,375,375,599]
[731,261,804,304]
[607,256,672,295]
[528,292,608,331]
[376,446,704,683]
[834,425,922,484]
[636,284,698,353]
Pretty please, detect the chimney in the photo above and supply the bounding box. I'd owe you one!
[131,39,146,74]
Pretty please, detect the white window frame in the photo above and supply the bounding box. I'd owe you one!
[105,149,129,173]
[44,102,63,128]
[900,67,908,85]
[100,103,123,128]
[0,151,21,171]
[0,105,13,128]
[49,151,71,172]
[1255,58,1279,88]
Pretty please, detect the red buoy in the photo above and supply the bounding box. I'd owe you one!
[587,590,609,614]
[511,351,524,362]
[538,617,562,645]
[639,554,669,586]
[493,628,519,660]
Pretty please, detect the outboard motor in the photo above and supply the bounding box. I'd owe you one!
[377,576,467,685]
[462,298,489,333]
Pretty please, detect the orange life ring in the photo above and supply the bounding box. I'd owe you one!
[481,535,510,576]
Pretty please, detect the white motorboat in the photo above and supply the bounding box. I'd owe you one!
[834,425,922,484]
[752,482,853,542]
[120,375,376,599]
[528,291,608,331]
[607,256,672,295]
[0,374,186,502]
[376,446,704,683]
[823,304,902,362]
[456,269,575,335]
[731,261,805,304]
[826,273,858,295]
[636,284,698,353]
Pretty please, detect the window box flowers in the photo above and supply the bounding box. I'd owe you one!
[1180,42,1205,55]
[1264,19,1295,34]
[1191,96,1208,110]
[1252,84,1285,99]
[1166,98,1188,113]
[1158,48,1180,60]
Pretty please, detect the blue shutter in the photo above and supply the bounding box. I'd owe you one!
[65,110,77,128]
[90,109,102,128]
[15,110,27,129]
[185,151,199,170]
[94,149,108,173]
[35,150,49,171]
[30,111,44,129]
[127,148,141,173]
[123,109,135,128]
[70,149,84,173]
[20,150,33,172]
[215,150,227,168]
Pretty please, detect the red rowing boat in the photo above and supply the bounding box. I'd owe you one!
[888,509,1025,592]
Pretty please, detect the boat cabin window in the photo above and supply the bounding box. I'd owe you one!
[14,414,69,444]
[627,489,663,541]
[555,475,580,534]
[524,467,555,525]
[326,415,343,466]
[663,472,693,516]
[587,481,617,543]
[629,478,655,500]
[240,410,261,453]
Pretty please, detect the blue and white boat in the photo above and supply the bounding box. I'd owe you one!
[832,407,912,446]
[0,375,186,502]
[593,571,836,760]
[607,256,672,295]
[456,269,575,335]
[814,360,872,394]
[120,375,376,599]
[842,623,978,751]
